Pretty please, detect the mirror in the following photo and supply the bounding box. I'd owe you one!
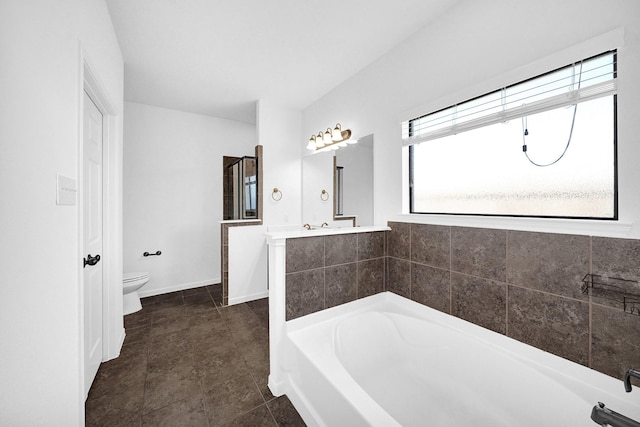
[334,134,374,226]
[302,152,334,225]
[301,134,374,227]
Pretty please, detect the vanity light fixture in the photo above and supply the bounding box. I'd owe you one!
[306,123,354,152]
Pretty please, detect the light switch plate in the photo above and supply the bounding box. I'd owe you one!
[57,174,77,206]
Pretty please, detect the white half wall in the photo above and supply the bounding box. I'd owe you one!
[0,0,123,425]
[302,0,640,238]
[123,102,256,296]
[228,225,268,305]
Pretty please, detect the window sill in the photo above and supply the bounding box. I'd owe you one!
[391,213,632,238]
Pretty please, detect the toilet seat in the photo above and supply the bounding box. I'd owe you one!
[123,272,149,283]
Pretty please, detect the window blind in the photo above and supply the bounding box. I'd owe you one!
[402,51,617,145]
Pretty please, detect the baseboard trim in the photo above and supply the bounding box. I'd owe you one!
[102,327,125,363]
[228,290,269,306]
[138,278,221,298]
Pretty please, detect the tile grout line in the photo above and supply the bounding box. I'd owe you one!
[449,226,452,315]
[588,236,593,369]
[505,230,509,337]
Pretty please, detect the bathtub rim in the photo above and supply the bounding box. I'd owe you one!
[280,291,640,426]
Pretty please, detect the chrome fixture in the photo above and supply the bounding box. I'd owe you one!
[589,369,640,427]
[624,369,640,392]
[590,402,640,427]
[306,123,355,152]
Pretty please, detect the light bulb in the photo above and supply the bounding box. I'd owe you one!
[306,136,317,150]
[332,124,343,141]
[324,128,333,145]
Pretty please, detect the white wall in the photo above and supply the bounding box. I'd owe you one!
[123,100,301,306]
[123,102,256,296]
[0,0,123,425]
[302,0,640,238]
[258,100,303,226]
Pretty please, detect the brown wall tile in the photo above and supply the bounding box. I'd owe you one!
[285,269,324,320]
[222,272,228,301]
[411,263,450,314]
[451,272,506,334]
[387,222,410,259]
[591,304,640,380]
[507,231,589,300]
[410,223,450,269]
[222,245,228,273]
[508,286,589,365]
[387,257,411,298]
[358,231,385,261]
[279,221,640,383]
[325,264,357,309]
[357,259,385,298]
[383,220,640,382]
[325,234,357,267]
[592,237,640,309]
[286,236,324,273]
[451,227,506,282]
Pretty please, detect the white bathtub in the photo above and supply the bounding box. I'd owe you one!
[281,292,640,427]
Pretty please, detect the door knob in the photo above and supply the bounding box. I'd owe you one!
[83,254,101,268]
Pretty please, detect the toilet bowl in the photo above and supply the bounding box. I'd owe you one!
[123,272,150,315]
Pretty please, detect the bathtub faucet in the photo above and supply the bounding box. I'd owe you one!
[624,369,640,392]
[591,402,640,427]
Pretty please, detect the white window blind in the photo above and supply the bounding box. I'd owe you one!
[402,51,617,145]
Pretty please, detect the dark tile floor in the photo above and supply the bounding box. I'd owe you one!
[85,284,305,426]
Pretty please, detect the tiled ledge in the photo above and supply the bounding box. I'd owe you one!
[220,219,262,225]
[390,213,633,238]
[266,225,390,242]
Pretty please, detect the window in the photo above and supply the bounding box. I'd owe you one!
[405,51,617,219]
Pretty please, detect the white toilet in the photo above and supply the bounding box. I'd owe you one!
[123,272,150,315]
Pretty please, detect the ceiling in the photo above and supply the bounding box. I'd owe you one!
[105,0,460,124]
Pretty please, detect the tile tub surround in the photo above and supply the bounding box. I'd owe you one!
[85,284,305,426]
[386,221,640,381]
[284,231,387,320]
[266,225,390,397]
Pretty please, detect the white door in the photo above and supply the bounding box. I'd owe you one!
[83,90,103,397]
